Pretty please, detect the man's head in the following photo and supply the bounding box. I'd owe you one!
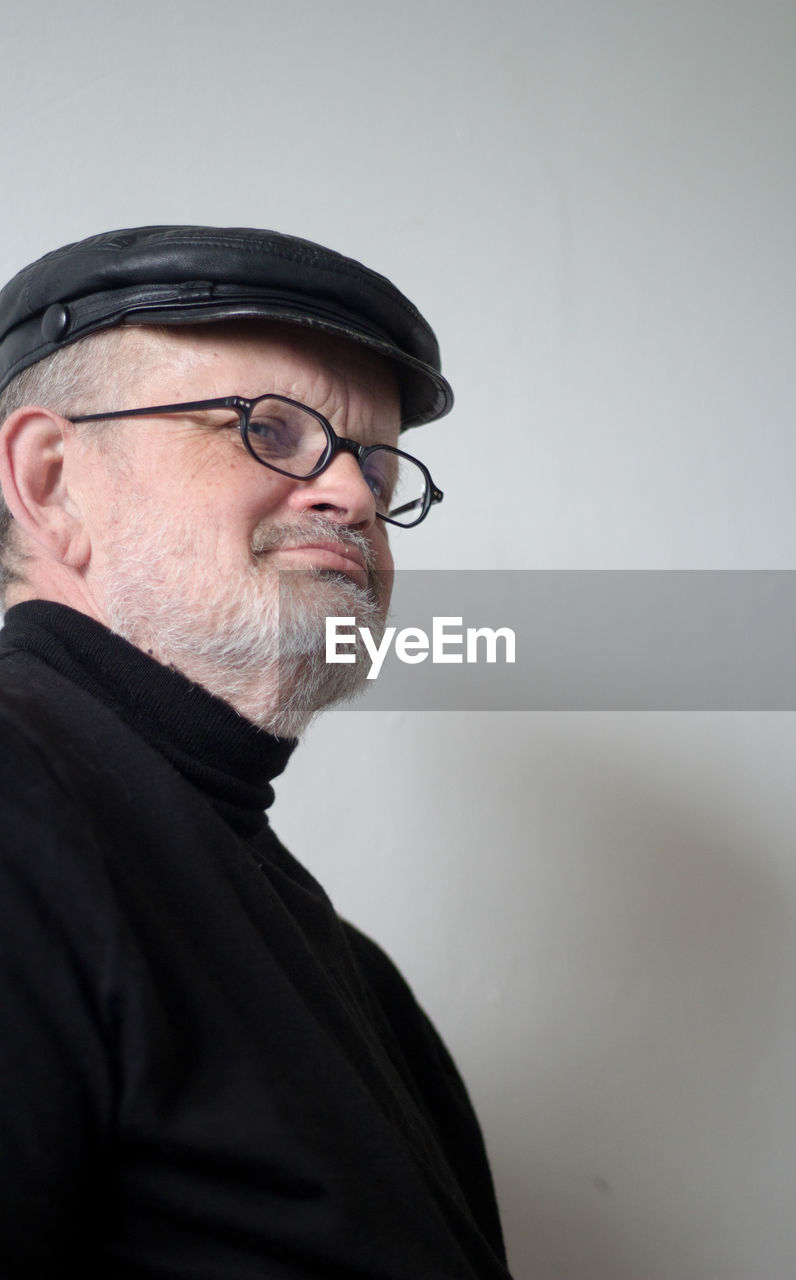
[0,226,451,736]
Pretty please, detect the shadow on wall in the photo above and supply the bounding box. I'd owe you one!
[409,714,794,1280]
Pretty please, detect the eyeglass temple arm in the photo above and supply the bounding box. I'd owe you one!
[390,487,444,518]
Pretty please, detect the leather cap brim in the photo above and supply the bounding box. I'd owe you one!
[0,225,453,428]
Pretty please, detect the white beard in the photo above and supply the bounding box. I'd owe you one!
[98,510,387,739]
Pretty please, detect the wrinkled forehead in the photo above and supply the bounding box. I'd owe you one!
[111,321,402,425]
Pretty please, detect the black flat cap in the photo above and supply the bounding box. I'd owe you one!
[0,225,453,428]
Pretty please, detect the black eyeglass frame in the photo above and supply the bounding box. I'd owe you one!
[71,393,444,528]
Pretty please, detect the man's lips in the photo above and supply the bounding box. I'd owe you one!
[270,540,369,583]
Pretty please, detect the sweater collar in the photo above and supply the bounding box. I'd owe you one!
[0,600,296,834]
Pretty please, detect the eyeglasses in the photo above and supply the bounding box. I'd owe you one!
[71,393,444,528]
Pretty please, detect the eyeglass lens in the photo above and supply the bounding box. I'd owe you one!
[245,398,429,526]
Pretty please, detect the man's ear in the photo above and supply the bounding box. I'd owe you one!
[0,406,90,569]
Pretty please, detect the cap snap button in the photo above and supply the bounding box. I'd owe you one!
[41,303,70,343]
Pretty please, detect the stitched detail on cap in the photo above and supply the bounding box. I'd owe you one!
[161,231,435,344]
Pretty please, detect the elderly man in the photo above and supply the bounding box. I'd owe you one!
[0,226,511,1278]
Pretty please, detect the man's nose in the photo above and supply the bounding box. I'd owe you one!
[286,450,377,529]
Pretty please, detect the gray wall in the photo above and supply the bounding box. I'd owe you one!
[2,1,795,1275]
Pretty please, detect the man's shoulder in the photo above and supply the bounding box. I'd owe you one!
[0,637,156,875]
[0,651,121,982]
[343,921,420,1010]
[0,640,104,790]
[341,920,466,1089]
[0,621,159,779]
[0,646,73,775]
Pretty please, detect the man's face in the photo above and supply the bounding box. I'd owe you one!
[75,322,401,733]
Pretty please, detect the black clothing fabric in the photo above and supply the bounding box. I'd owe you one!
[0,601,510,1279]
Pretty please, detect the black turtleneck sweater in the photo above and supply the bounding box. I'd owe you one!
[0,601,510,1279]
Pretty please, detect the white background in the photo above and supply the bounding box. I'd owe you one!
[2,1,795,1275]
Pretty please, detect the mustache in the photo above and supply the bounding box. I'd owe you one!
[251,514,378,575]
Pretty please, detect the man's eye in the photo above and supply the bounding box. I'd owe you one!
[365,472,390,502]
[247,416,297,457]
[363,458,395,507]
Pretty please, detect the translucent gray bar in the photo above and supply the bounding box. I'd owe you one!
[282,571,796,711]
